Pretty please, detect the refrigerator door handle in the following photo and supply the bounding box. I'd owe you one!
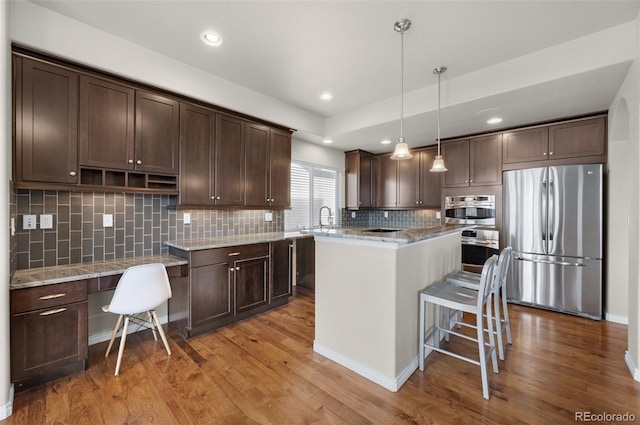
[514,256,586,267]
[548,170,556,251]
[541,170,548,252]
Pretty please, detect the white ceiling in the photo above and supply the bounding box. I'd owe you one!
[29,0,640,154]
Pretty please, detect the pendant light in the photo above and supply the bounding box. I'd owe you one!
[390,18,413,160]
[430,67,448,172]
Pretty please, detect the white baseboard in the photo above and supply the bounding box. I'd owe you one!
[88,314,169,346]
[0,384,14,420]
[605,313,628,325]
[625,351,640,381]
[313,342,418,392]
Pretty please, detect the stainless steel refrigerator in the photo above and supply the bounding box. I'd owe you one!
[503,164,603,320]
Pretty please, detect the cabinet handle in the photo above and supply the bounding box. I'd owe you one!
[465,180,468,183]
[211,196,215,200]
[470,180,473,183]
[216,196,221,200]
[128,159,134,164]
[40,307,67,316]
[39,293,66,300]
[235,266,240,271]
[229,267,235,272]
[271,198,274,202]
[228,252,241,256]
[543,152,547,156]
[136,160,142,165]
[416,201,419,204]
[549,151,554,155]
[69,171,77,177]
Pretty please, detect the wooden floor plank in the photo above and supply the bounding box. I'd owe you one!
[3,287,640,425]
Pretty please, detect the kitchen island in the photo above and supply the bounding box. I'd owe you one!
[303,225,465,392]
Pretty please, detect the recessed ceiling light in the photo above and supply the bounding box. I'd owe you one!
[202,32,223,47]
[319,92,333,101]
[487,117,503,124]
[323,139,333,144]
[381,139,392,145]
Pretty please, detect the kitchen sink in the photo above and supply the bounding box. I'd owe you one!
[366,228,400,233]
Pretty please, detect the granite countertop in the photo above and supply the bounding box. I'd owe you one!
[301,224,473,244]
[165,231,310,252]
[10,254,188,290]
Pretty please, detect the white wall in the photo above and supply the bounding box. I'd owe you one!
[1,0,13,419]
[291,137,345,171]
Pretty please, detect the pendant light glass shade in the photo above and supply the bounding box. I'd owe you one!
[430,66,447,172]
[391,19,413,161]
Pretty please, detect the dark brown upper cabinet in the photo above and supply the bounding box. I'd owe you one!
[79,76,135,170]
[442,135,502,187]
[79,79,179,179]
[14,57,79,185]
[179,102,216,206]
[417,147,443,207]
[134,91,180,175]
[244,125,291,208]
[503,116,606,169]
[397,154,419,208]
[214,114,246,206]
[375,154,398,208]
[345,150,374,209]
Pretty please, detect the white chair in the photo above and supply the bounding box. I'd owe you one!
[103,263,172,376]
[419,255,499,400]
[446,246,513,360]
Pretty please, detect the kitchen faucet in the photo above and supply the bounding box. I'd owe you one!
[319,206,333,229]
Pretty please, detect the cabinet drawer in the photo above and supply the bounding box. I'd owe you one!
[11,280,88,314]
[191,243,270,267]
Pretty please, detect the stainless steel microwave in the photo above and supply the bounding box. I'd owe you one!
[445,195,496,226]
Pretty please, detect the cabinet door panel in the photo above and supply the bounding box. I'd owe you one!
[470,134,502,186]
[244,123,270,206]
[214,115,245,206]
[442,139,470,187]
[235,257,268,314]
[191,263,233,328]
[359,155,374,208]
[549,117,606,160]
[18,58,79,184]
[296,237,315,290]
[269,129,291,207]
[397,155,419,208]
[180,103,215,205]
[419,148,442,207]
[345,152,359,209]
[376,155,397,208]
[135,91,180,174]
[11,302,87,382]
[79,76,134,170]
[271,240,292,301]
[503,127,549,164]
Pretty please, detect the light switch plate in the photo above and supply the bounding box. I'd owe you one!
[183,212,191,225]
[265,212,273,222]
[40,214,53,229]
[103,214,113,228]
[23,215,36,230]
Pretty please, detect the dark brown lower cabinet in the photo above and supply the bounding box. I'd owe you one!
[271,240,293,301]
[10,280,88,391]
[170,241,290,337]
[296,237,315,290]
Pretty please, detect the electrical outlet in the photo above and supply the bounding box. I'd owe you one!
[103,214,113,228]
[183,212,191,225]
[351,211,356,218]
[40,214,53,229]
[436,211,441,219]
[10,218,15,237]
[265,212,273,222]
[23,215,37,230]
[384,211,389,218]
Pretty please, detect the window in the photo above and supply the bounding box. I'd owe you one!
[285,161,342,231]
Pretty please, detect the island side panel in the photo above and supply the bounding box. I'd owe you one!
[314,238,399,381]
[395,232,461,379]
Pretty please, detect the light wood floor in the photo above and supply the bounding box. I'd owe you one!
[3,287,640,424]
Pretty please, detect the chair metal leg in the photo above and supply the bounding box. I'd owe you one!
[493,289,505,360]
[419,295,426,371]
[151,310,171,356]
[105,314,123,358]
[502,291,512,345]
[148,311,158,341]
[476,304,489,400]
[434,304,441,349]
[444,307,450,343]
[114,316,130,376]
[486,294,499,374]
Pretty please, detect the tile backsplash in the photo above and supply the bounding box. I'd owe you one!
[341,208,441,228]
[14,189,283,270]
